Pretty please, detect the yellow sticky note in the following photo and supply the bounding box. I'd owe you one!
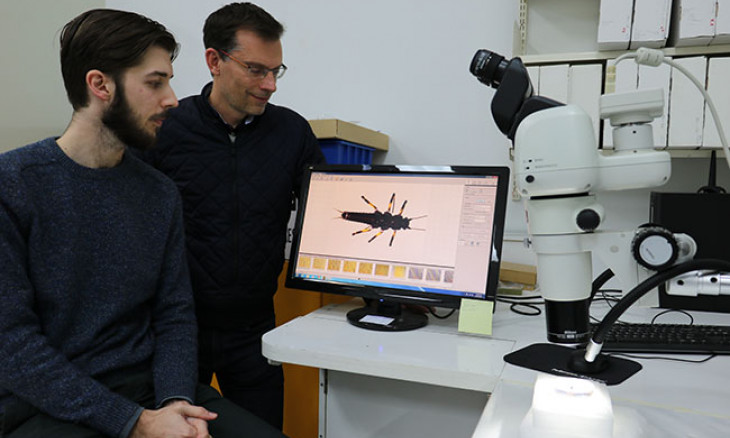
[458,299,494,335]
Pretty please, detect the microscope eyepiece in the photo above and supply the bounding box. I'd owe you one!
[470,49,508,88]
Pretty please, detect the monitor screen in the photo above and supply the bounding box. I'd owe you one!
[286,164,510,331]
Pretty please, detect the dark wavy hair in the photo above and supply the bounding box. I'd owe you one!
[60,9,179,110]
[203,2,284,53]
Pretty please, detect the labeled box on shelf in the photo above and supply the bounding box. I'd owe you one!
[668,56,708,148]
[630,0,672,48]
[702,56,730,148]
[714,0,730,44]
[669,0,717,47]
[597,0,634,50]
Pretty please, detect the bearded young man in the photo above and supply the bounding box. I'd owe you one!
[0,9,285,438]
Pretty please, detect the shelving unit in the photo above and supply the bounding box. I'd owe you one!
[521,44,730,65]
[665,148,727,159]
[518,0,730,64]
[516,0,730,157]
[517,0,602,57]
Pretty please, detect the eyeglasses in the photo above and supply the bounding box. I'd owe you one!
[217,49,287,80]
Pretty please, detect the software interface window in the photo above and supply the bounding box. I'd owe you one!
[293,171,500,299]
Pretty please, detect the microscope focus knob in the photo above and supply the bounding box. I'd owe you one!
[632,227,679,271]
[576,209,601,231]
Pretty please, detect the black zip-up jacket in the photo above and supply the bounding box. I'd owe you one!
[147,83,324,329]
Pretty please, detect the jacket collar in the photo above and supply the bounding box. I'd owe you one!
[200,82,257,134]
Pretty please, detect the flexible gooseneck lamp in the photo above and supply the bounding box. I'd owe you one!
[504,258,730,385]
[501,259,730,438]
[570,258,730,375]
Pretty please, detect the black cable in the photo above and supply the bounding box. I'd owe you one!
[428,307,456,319]
[596,289,622,305]
[588,272,620,324]
[697,150,727,194]
[650,308,695,325]
[496,294,544,317]
[589,289,622,324]
[590,268,615,301]
[609,352,717,364]
[509,302,542,316]
[496,294,543,301]
[592,289,695,326]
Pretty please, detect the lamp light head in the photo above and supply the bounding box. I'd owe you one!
[569,349,610,374]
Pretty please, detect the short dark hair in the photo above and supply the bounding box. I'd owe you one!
[60,9,179,110]
[203,2,284,53]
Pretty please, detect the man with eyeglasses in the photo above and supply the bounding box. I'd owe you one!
[144,2,324,430]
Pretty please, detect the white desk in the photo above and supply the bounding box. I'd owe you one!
[262,300,515,438]
[475,301,730,438]
[263,299,730,438]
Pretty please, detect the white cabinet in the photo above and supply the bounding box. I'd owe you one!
[517,0,730,156]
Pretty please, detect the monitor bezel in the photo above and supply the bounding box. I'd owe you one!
[286,164,511,310]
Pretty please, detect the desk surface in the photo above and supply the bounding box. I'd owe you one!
[262,299,515,392]
[263,298,730,436]
[480,300,730,438]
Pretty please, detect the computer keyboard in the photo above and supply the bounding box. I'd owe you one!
[591,322,730,354]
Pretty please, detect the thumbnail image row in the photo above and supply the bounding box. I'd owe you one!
[298,255,454,283]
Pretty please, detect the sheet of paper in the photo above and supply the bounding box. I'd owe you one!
[359,315,395,326]
[458,299,494,335]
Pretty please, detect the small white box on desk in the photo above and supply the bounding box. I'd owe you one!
[670,0,717,47]
[597,0,634,50]
[630,0,672,48]
[667,56,707,148]
[713,0,730,44]
[701,57,730,148]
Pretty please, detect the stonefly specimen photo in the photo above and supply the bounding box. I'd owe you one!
[339,193,426,246]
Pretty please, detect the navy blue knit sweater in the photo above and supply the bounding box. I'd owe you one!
[0,138,197,437]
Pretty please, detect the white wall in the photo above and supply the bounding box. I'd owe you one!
[107,0,518,166]
[107,0,529,242]
[0,0,103,151]
[5,1,730,268]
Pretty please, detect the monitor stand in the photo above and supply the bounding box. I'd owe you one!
[346,299,428,331]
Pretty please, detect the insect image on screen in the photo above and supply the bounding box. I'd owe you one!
[339,193,427,246]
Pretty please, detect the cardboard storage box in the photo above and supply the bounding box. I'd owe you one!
[308,119,389,151]
[499,262,537,289]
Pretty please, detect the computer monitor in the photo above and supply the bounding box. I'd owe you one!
[286,164,510,331]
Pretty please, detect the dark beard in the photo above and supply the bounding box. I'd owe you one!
[102,82,158,151]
